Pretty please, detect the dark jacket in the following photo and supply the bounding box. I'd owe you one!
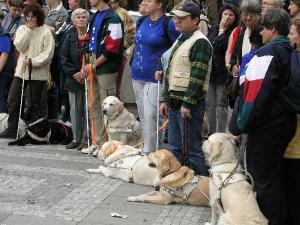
[237,38,296,132]
[0,26,14,77]
[207,25,234,84]
[87,8,124,75]
[60,27,83,93]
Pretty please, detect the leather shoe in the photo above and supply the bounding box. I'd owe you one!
[76,143,88,151]
[66,142,80,149]
[0,128,17,139]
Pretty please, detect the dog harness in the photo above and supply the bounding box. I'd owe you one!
[26,118,51,143]
[161,176,199,204]
[210,169,248,213]
[108,154,142,170]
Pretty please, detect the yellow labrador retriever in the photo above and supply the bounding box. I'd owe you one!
[87,140,161,188]
[102,96,141,145]
[202,133,268,225]
[127,149,210,206]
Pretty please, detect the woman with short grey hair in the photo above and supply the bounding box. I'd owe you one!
[71,8,89,23]
[60,8,89,150]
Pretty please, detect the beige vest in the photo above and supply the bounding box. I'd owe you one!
[168,30,212,92]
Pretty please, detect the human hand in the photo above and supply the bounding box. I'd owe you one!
[73,72,82,83]
[23,57,30,66]
[159,102,168,117]
[155,71,163,81]
[82,64,92,75]
[180,106,191,119]
[231,65,239,77]
[26,20,36,30]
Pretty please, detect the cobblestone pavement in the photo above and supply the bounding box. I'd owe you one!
[0,138,210,225]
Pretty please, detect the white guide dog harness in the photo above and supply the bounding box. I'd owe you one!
[161,176,199,204]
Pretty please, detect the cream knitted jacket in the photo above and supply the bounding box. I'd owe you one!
[14,24,55,81]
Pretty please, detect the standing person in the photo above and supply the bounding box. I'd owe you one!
[43,0,69,119]
[131,0,179,153]
[206,3,239,134]
[81,0,124,154]
[289,0,300,18]
[284,16,300,225]
[109,0,135,99]
[1,0,25,38]
[139,0,147,16]
[60,8,89,149]
[0,3,55,138]
[237,9,296,225]
[158,1,212,175]
[0,8,14,113]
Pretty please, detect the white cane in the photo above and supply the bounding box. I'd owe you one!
[17,75,25,140]
[156,79,160,150]
[17,58,30,140]
[156,57,162,150]
[84,77,90,148]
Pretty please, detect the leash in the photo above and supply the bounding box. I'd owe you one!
[88,63,97,145]
[182,118,190,167]
[132,119,169,148]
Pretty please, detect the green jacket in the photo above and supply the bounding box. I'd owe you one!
[88,8,124,75]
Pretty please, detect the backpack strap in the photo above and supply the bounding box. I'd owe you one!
[136,15,172,47]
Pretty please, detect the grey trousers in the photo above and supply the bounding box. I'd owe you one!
[132,79,162,153]
[88,73,117,146]
[206,82,228,134]
[69,88,86,143]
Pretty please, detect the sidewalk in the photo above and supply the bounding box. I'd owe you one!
[0,139,210,225]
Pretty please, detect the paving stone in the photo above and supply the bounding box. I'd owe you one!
[0,139,210,225]
[0,212,10,222]
[1,215,77,225]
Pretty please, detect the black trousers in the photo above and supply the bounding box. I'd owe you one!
[7,76,46,130]
[246,116,297,225]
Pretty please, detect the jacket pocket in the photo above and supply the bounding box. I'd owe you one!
[172,71,190,89]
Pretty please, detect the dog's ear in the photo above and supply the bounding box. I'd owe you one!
[117,101,124,114]
[161,166,194,187]
[210,141,223,162]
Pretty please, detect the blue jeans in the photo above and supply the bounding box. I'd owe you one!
[0,74,13,113]
[167,99,208,176]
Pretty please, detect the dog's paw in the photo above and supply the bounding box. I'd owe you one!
[204,222,211,225]
[127,196,138,202]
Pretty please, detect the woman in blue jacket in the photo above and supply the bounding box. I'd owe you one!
[131,0,180,153]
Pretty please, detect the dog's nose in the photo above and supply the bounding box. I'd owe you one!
[102,109,107,114]
[148,162,156,168]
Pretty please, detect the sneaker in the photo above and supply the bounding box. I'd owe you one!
[0,128,17,139]
[81,144,98,154]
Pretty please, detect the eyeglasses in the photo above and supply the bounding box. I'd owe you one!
[242,12,260,17]
[262,1,277,6]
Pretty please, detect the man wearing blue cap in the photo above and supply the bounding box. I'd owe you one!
[157,1,212,176]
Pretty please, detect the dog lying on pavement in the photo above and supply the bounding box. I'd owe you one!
[127,149,210,206]
[202,133,268,225]
[8,118,73,146]
[87,140,161,188]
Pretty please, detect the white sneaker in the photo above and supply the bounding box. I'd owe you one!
[81,145,98,154]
